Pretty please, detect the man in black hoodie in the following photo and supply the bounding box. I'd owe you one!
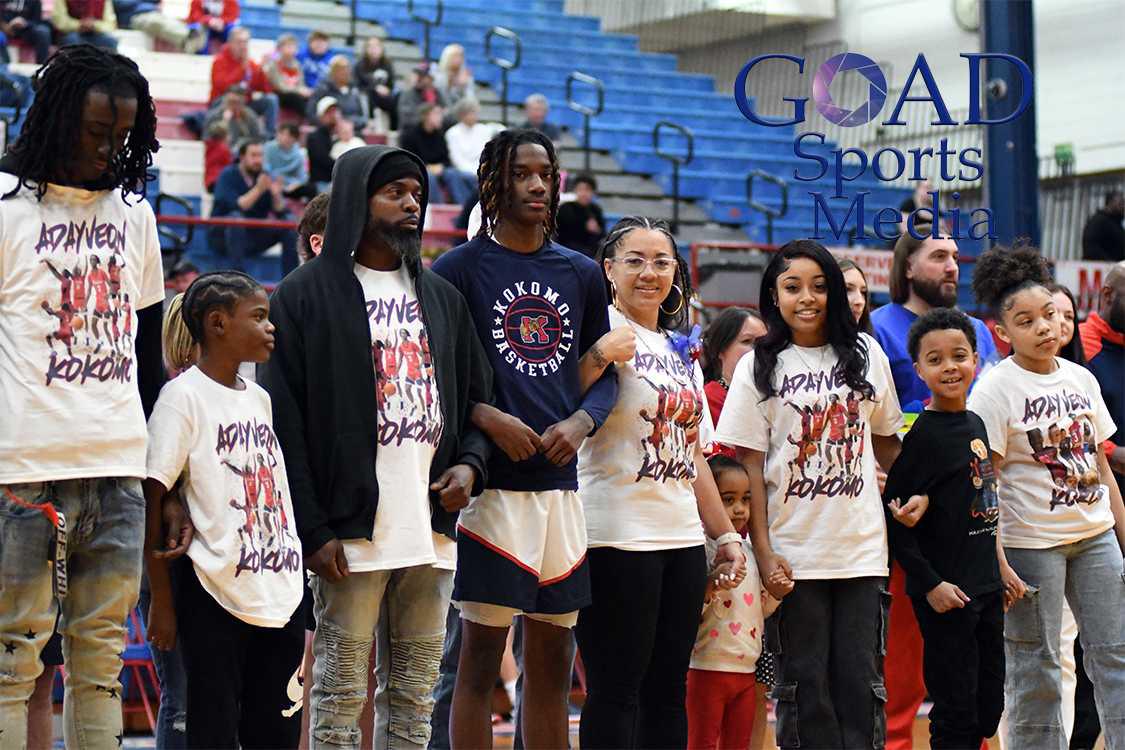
[259,145,493,748]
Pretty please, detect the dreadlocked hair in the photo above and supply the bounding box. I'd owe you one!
[475,128,560,241]
[181,271,263,346]
[6,44,160,202]
[595,216,694,331]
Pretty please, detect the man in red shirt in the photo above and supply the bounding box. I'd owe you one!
[209,26,277,135]
[186,0,238,52]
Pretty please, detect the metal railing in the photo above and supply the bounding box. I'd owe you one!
[652,120,694,234]
[745,170,788,245]
[407,0,444,61]
[485,26,521,126]
[566,71,604,174]
[155,193,196,269]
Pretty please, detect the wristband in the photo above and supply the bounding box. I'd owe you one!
[714,532,741,547]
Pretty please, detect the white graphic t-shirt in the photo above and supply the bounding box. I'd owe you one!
[715,334,903,579]
[967,357,1116,549]
[578,306,712,550]
[344,263,453,571]
[147,367,304,628]
[0,177,165,483]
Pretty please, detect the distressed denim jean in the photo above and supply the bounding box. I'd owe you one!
[1003,530,1125,750]
[310,565,452,750]
[0,478,144,749]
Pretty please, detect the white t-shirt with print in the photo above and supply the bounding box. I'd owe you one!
[147,367,304,628]
[344,263,454,571]
[967,357,1116,550]
[715,333,903,579]
[578,306,712,551]
[691,538,774,674]
[0,177,165,484]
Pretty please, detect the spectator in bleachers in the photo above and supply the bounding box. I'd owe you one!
[307,54,367,130]
[204,84,263,148]
[185,0,238,52]
[0,0,52,63]
[263,32,311,117]
[400,102,475,206]
[556,174,605,257]
[520,93,561,141]
[434,42,474,108]
[306,95,338,192]
[444,98,497,174]
[211,137,299,275]
[265,122,308,197]
[354,35,396,131]
[1082,190,1125,262]
[53,0,118,50]
[297,29,331,89]
[114,0,198,51]
[210,26,278,135]
[168,260,201,293]
[328,116,365,160]
[204,119,233,192]
[396,61,444,132]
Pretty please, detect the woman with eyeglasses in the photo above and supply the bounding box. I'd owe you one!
[574,216,749,748]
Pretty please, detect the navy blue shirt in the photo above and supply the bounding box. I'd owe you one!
[871,302,998,413]
[432,236,618,492]
[211,164,273,219]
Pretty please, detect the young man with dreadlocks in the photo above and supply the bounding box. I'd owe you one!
[432,128,618,749]
[259,146,494,749]
[0,45,183,747]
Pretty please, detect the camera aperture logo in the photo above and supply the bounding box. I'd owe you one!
[813,53,888,127]
[733,52,1034,243]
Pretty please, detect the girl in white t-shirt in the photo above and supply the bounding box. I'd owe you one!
[966,247,1125,750]
[715,239,907,749]
[686,455,787,749]
[143,272,305,749]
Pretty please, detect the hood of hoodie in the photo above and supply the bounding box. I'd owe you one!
[320,145,429,277]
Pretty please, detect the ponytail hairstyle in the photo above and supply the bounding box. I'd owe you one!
[181,271,264,347]
[162,292,198,375]
[753,239,875,401]
[594,216,694,332]
[971,243,1052,321]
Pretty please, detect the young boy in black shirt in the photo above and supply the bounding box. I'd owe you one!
[883,308,1004,750]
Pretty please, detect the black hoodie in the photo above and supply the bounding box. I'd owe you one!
[258,146,493,555]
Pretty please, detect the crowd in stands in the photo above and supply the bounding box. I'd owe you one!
[183,20,575,275]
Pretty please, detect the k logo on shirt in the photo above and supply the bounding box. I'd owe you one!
[490,281,576,376]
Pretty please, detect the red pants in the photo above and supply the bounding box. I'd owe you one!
[686,668,758,750]
[885,562,926,750]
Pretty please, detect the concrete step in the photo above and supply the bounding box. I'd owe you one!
[153,140,204,195]
[580,172,663,198]
[598,195,708,224]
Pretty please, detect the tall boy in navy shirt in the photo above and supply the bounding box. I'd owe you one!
[432,129,617,749]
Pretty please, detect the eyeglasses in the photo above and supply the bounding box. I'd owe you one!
[613,256,678,276]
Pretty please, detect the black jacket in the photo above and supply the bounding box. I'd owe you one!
[1082,209,1125,262]
[258,145,494,554]
[306,125,335,185]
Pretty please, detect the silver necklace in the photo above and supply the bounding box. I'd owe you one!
[790,342,829,373]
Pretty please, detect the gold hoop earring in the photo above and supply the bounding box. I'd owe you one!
[661,285,684,316]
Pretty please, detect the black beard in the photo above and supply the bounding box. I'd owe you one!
[912,276,958,308]
[362,217,421,267]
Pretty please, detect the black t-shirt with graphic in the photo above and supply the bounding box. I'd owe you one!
[883,409,1002,599]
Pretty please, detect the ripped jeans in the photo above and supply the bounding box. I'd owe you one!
[1003,531,1125,750]
[766,576,890,749]
[0,478,144,750]
[309,565,452,750]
